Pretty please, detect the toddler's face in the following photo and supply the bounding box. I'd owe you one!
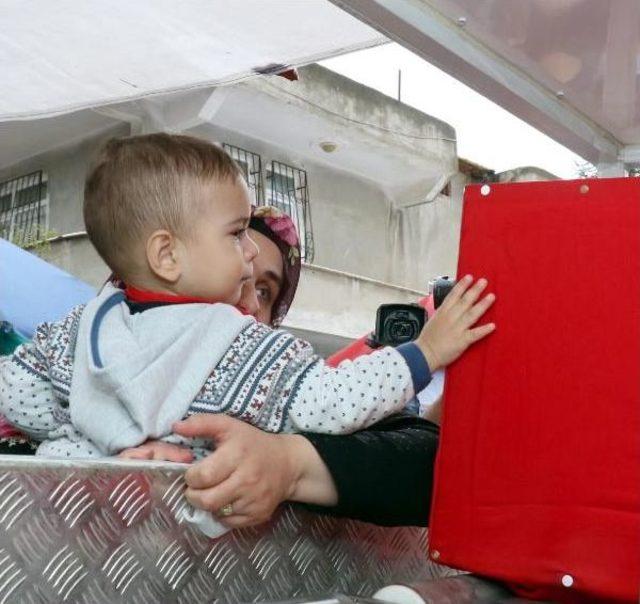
[178,178,258,304]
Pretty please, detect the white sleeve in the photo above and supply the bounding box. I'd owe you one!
[0,339,61,440]
[0,310,105,458]
[188,323,431,437]
[287,347,423,434]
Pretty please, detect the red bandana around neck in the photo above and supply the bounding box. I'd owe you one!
[123,285,253,316]
[124,285,219,305]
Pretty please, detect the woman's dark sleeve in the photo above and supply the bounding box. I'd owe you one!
[300,412,439,527]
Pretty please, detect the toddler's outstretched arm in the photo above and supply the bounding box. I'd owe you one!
[282,276,494,434]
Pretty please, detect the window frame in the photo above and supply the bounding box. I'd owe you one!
[0,171,50,246]
[266,160,314,263]
[222,143,264,205]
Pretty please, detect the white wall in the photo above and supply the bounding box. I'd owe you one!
[0,123,130,237]
[193,123,462,291]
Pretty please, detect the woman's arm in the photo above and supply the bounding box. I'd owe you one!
[300,412,438,527]
[171,412,437,528]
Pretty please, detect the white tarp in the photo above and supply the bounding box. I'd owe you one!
[0,0,385,122]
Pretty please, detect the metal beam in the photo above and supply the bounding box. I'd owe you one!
[596,161,625,177]
[92,106,144,134]
[620,144,640,163]
[92,89,230,135]
[331,0,621,165]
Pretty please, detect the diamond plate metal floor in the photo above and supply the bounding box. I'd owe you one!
[0,456,455,603]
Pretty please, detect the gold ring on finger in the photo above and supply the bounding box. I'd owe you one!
[218,503,233,517]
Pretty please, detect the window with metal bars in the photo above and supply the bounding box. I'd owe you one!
[222,143,264,205]
[266,161,313,262]
[0,171,49,246]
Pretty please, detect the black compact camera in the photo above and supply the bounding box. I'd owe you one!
[430,276,456,310]
[368,277,456,348]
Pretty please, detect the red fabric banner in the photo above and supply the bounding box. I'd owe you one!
[429,178,640,603]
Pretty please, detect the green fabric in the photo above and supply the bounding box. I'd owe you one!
[0,322,29,356]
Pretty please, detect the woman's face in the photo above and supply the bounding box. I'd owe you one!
[238,229,285,326]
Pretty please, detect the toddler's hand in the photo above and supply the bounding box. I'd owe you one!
[118,440,194,463]
[416,275,495,371]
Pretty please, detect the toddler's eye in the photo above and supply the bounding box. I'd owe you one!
[233,228,247,239]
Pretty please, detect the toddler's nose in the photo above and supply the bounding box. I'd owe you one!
[244,232,259,261]
[238,279,259,317]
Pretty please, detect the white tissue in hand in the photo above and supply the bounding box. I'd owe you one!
[182,506,230,539]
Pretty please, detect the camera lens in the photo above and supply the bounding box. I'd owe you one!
[383,311,421,345]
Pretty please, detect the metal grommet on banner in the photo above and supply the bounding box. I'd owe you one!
[580,184,589,194]
[430,550,440,560]
[561,574,574,587]
[480,184,491,196]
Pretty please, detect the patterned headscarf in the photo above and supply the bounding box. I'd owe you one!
[249,205,301,327]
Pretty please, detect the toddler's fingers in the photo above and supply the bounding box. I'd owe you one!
[459,278,488,309]
[440,275,474,309]
[467,322,496,344]
[118,447,152,460]
[464,292,496,326]
[150,443,194,463]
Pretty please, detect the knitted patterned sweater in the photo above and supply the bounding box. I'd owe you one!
[0,287,431,458]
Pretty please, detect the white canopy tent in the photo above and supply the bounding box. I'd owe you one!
[2,0,639,173]
[0,0,385,121]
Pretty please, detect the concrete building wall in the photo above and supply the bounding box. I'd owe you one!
[1,117,456,294]
[297,162,394,281]
[44,235,109,289]
[497,166,558,182]
[0,123,130,238]
[195,124,459,290]
[286,264,424,340]
[391,174,466,290]
[260,64,458,191]
[191,123,396,282]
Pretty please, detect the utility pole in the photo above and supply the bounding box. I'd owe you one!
[397,69,402,102]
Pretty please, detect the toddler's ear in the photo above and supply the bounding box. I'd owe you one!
[146,229,181,283]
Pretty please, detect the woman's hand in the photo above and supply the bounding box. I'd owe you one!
[173,414,338,528]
